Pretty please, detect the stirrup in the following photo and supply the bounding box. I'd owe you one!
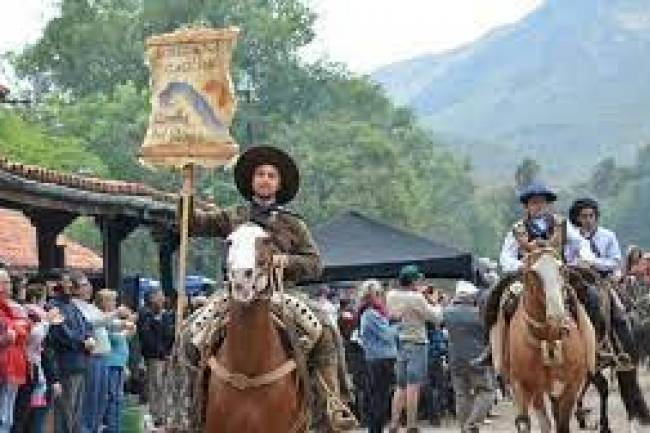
[596,350,617,368]
[326,396,358,430]
[317,373,358,430]
[615,353,634,371]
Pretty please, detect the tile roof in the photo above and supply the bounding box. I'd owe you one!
[0,208,102,271]
[0,158,180,204]
[0,158,216,224]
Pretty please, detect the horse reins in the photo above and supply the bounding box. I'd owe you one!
[208,261,311,433]
[207,357,297,390]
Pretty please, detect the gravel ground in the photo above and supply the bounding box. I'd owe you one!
[351,370,650,432]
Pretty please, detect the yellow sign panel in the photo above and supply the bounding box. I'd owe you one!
[140,26,240,168]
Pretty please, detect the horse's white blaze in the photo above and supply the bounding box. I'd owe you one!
[550,379,565,398]
[226,223,269,303]
[227,223,266,270]
[532,254,565,322]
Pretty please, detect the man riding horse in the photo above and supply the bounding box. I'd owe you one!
[473,181,600,368]
[567,197,636,366]
[567,198,650,432]
[171,146,355,431]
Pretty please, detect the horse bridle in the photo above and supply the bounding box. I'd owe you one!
[211,262,311,433]
[521,249,573,337]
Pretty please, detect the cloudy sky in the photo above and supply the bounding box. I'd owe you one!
[0,0,542,74]
[304,0,541,72]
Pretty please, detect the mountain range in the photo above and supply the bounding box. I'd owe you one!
[373,0,650,183]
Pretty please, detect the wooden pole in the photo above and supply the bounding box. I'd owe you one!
[176,163,194,336]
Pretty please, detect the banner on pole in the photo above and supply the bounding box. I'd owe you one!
[140,26,240,168]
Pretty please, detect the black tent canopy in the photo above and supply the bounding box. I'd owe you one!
[312,211,473,282]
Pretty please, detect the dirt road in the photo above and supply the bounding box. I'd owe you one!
[353,370,650,432]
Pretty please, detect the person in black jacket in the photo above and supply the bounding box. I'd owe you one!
[445,281,493,433]
[137,289,174,428]
[45,272,95,433]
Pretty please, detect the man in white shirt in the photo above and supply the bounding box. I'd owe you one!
[568,198,622,275]
[474,182,597,367]
[568,198,636,368]
[386,265,442,433]
[499,184,596,274]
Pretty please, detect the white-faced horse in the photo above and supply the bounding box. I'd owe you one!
[204,223,308,433]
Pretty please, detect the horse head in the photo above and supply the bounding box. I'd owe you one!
[226,223,273,305]
[524,248,566,324]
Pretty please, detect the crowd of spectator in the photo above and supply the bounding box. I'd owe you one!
[0,269,175,433]
[1,250,648,433]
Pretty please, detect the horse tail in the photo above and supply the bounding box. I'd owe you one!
[616,369,650,423]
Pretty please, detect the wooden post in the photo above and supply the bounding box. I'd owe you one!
[151,226,178,298]
[99,217,138,291]
[176,164,194,335]
[27,210,76,273]
[159,236,176,298]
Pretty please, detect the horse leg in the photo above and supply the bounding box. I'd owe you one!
[592,371,612,433]
[533,394,552,433]
[617,369,650,427]
[575,376,592,430]
[512,382,532,433]
[554,393,578,433]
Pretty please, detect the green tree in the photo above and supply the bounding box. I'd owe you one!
[515,158,541,191]
[14,0,146,97]
[8,0,500,277]
[0,108,107,174]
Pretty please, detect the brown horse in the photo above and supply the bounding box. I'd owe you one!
[506,249,591,433]
[204,223,308,433]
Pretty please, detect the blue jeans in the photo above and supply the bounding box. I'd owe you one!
[0,383,18,433]
[31,407,48,433]
[82,356,108,433]
[424,357,446,418]
[365,358,394,433]
[53,372,85,433]
[103,367,124,433]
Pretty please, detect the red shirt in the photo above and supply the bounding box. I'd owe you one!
[0,299,31,385]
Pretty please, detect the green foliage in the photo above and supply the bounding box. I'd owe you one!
[598,145,650,250]
[8,0,508,279]
[64,217,102,252]
[0,108,107,174]
[24,83,160,183]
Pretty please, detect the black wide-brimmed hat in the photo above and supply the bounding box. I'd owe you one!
[518,181,557,204]
[234,146,299,204]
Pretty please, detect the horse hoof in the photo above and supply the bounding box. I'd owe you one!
[629,419,639,433]
[515,415,531,433]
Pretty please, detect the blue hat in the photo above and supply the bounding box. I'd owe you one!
[518,181,557,204]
